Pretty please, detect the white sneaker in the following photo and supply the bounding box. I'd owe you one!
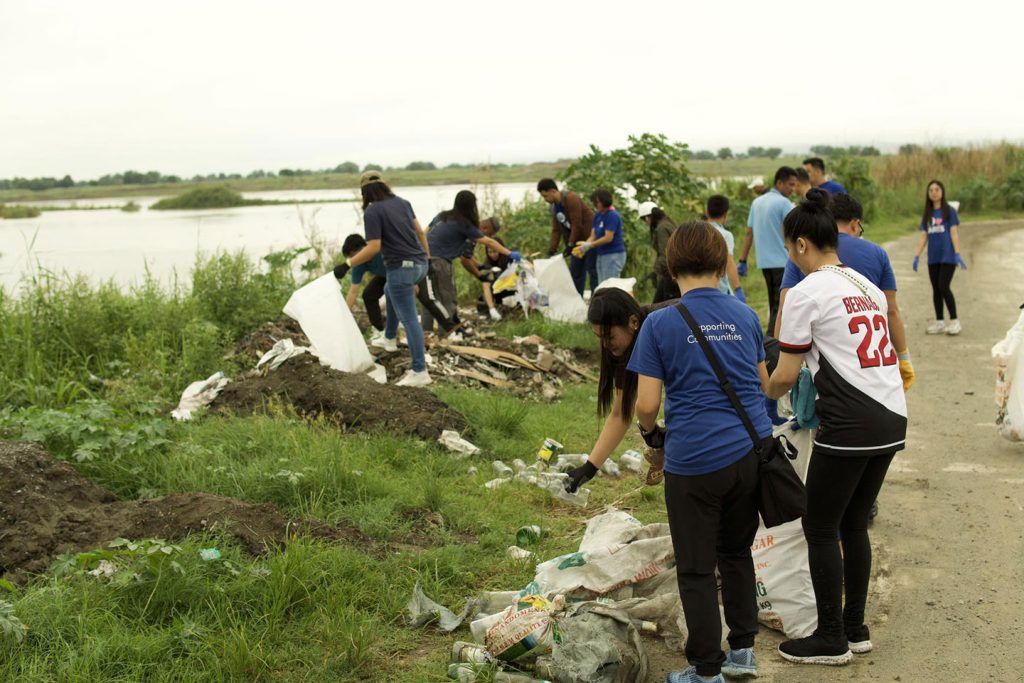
[396,370,432,387]
[926,320,946,335]
[446,332,464,343]
[371,336,398,352]
[369,330,386,344]
[489,308,502,321]
[945,319,962,335]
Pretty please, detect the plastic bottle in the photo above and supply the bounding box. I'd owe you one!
[511,458,527,473]
[601,459,621,477]
[448,665,551,683]
[535,472,590,507]
[516,525,542,545]
[492,460,514,479]
[450,641,493,664]
[620,449,643,472]
[554,453,588,471]
[484,478,508,489]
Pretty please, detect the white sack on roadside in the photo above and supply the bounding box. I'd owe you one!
[532,256,588,324]
[171,371,230,421]
[993,308,1024,441]
[282,273,375,374]
[533,509,674,596]
[752,519,817,638]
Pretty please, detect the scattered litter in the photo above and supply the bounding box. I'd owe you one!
[438,430,481,457]
[467,466,478,476]
[171,371,230,421]
[485,594,564,662]
[256,338,308,371]
[447,665,545,683]
[993,307,1024,441]
[88,560,117,578]
[493,460,515,479]
[536,602,649,683]
[619,450,642,473]
[283,272,376,374]
[600,460,621,477]
[537,438,563,464]
[198,547,222,561]
[511,459,528,473]
[507,545,536,561]
[406,582,479,632]
[485,478,509,490]
[450,641,493,665]
[517,525,542,546]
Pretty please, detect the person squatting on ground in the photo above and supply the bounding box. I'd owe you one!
[457,216,505,320]
[538,178,597,295]
[638,201,680,303]
[767,189,907,666]
[629,221,773,682]
[470,235,516,318]
[705,195,745,303]
[913,179,966,335]
[562,287,649,493]
[574,188,627,284]
[739,166,798,335]
[339,171,434,387]
[803,157,846,194]
[422,191,518,334]
[337,234,387,340]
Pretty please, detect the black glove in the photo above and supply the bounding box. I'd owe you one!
[564,461,599,493]
[548,249,558,257]
[477,270,496,283]
[638,422,666,449]
[333,263,350,280]
[562,243,576,258]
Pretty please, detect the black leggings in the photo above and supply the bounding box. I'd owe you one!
[802,449,895,639]
[362,275,386,331]
[762,267,785,334]
[927,262,958,320]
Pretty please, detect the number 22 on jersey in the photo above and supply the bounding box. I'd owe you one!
[848,314,897,369]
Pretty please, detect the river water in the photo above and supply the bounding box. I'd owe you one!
[0,183,536,292]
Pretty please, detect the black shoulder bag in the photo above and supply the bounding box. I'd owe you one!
[674,303,806,528]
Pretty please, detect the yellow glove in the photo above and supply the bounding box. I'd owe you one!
[897,350,915,392]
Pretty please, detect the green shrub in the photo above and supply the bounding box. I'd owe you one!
[151,187,254,210]
[0,203,41,219]
[120,201,141,212]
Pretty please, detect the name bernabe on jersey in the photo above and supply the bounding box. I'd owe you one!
[842,295,880,315]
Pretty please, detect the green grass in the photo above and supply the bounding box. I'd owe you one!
[0,203,42,219]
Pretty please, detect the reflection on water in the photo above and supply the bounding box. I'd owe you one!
[0,183,535,291]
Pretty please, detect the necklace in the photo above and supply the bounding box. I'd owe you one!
[818,264,876,301]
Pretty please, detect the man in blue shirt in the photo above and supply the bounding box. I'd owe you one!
[775,192,913,390]
[739,166,796,334]
[803,157,846,194]
[574,188,627,284]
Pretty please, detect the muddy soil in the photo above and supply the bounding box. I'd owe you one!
[644,221,1024,680]
[233,318,310,363]
[0,441,322,577]
[211,354,468,440]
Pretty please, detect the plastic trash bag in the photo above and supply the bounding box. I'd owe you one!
[257,339,309,371]
[993,308,1024,441]
[594,278,637,296]
[532,256,588,324]
[406,582,480,632]
[438,430,481,456]
[536,602,648,683]
[283,273,375,374]
[171,371,230,421]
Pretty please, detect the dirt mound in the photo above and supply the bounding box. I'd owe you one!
[234,318,310,363]
[211,354,468,439]
[0,441,328,577]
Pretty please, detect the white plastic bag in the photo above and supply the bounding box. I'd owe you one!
[171,371,230,421]
[993,308,1024,441]
[532,256,588,324]
[751,519,817,637]
[282,273,375,374]
[594,277,637,296]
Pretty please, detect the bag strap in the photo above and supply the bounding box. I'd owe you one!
[674,302,762,448]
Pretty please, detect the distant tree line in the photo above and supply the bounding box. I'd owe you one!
[809,145,881,157]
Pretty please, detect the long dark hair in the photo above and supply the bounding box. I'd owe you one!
[782,188,838,251]
[921,179,951,229]
[361,181,395,209]
[438,190,480,228]
[587,288,646,423]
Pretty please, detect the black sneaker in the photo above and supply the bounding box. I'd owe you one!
[868,499,879,526]
[846,624,873,654]
[778,633,852,666]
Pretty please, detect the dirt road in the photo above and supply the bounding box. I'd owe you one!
[649,220,1024,681]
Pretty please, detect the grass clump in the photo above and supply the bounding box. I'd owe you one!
[0,203,41,219]
[120,200,141,212]
[151,186,257,210]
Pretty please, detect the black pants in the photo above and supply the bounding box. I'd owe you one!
[762,267,785,334]
[802,449,895,639]
[928,262,958,320]
[664,448,760,677]
[415,273,457,333]
[653,273,681,304]
[362,275,386,331]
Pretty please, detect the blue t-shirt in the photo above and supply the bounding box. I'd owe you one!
[593,209,626,255]
[747,188,793,269]
[350,252,386,285]
[781,233,897,291]
[363,196,427,270]
[819,180,846,194]
[627,289,772,476]
[710,221,735,294]
[427,213,483,261]
[920,206,960,265]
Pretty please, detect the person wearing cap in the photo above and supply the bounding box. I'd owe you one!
[333,171,434,387]
[638,200,679,303]
[423,191,519,334]
[803,158,846,194]
[537,178,597,295]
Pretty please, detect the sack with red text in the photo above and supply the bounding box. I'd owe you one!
[993,307,1024,441]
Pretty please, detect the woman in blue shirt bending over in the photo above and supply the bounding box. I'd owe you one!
[912,179,966,335]
[629,221,772,683]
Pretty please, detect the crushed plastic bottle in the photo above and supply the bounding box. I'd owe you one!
[554,453,588,471]
[493,460,514,479]
[535,472,590,507]
[620,449,643,472]
[451,641,493,664]
[485,478,509,489]
[601,459,621,477]
[448,664,550,682]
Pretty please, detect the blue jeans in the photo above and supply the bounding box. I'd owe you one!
[568,249,598,295]
[384,262,428,373]
[596,251,626,284]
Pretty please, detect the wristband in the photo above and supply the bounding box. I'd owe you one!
[897,349,911,362]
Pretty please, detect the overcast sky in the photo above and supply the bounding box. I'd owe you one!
[2,0,1021,179]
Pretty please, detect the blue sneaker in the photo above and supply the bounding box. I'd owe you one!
[721,648,758,678]
[667,666,724,683]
